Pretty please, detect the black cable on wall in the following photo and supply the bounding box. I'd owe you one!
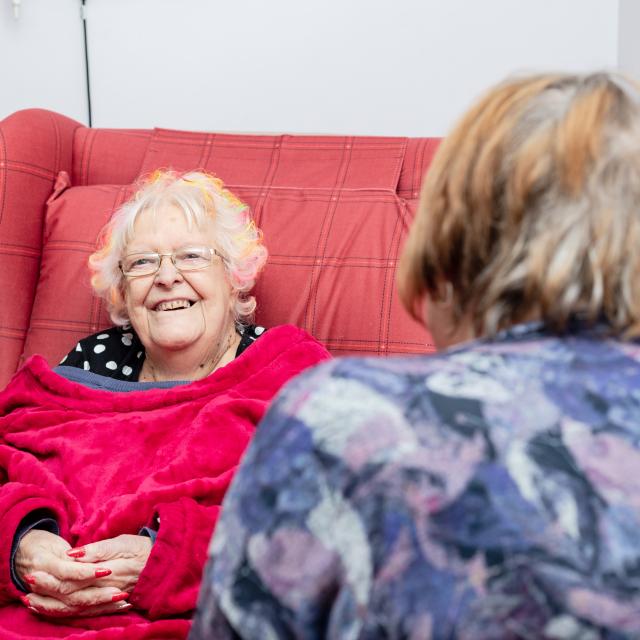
[80,0,92,126]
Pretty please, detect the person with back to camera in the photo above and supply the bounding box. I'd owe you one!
[190,72,640,639]
[0,170,329,639]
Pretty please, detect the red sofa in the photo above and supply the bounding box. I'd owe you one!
[0,109,439,388]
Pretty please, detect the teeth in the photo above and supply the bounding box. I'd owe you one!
[156,299,192,312]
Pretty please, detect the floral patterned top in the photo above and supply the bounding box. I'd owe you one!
[190,322,640,640]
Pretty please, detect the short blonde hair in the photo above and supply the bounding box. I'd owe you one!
[90,170,268,326]
[398,72,640,338]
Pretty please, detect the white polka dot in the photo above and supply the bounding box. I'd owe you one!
[105,361,117,370]
[60,355,68,364]
[75,343,82,352]
[122,366,133,376]
[122,336,133,346]
[123,333,133,339]
[97,334,109,340]
[83,361,90,371]
[93,344,106,354]
[254,326,265,335]
[136,351,143,358]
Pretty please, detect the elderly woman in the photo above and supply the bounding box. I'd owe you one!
[192,72,640,639]
[0,170,329,639]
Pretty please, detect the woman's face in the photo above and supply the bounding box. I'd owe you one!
[122,205,235,356]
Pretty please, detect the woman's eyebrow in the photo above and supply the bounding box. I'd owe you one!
[122,246,156,254]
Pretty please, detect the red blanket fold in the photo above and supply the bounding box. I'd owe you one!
[0,325,329,639]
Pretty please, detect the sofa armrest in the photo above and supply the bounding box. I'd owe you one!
[0,109,82,387]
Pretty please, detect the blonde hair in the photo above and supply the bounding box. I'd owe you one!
[398,72,640,338]
[90,170,268,326]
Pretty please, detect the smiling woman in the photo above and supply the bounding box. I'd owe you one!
[62,170,268,382]
[0,170,329,639]
[102,204,239,382]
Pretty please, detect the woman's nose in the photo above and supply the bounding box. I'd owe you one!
[154,255,183,285]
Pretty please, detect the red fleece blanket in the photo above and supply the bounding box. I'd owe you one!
[0,325,329,639]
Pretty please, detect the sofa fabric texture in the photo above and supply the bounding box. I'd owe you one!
[0,109,440,388]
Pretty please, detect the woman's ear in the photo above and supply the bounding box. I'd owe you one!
[227,285,239,313]
[423,281,473,350]
[435,280,454,305]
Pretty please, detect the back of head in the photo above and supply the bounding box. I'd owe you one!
[399,72,640,338]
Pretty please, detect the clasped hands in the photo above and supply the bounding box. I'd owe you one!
[15,529,152,617]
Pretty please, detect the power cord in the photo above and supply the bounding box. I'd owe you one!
[80,0,92,126]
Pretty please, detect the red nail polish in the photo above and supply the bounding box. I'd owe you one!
[19,595,30,607]
[95,568,112,578]
[111,592,129,603]
[67,548,85,558]
[23,575,36,585]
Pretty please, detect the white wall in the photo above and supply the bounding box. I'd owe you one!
[0,0,622,135]
[619,0,640,82]
[0,0,88,123]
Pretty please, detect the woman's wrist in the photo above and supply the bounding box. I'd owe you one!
[10,511,59,592]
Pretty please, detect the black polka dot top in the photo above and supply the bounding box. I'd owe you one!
[59,324,266,381]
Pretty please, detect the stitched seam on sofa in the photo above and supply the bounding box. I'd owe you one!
[308,138,353,335]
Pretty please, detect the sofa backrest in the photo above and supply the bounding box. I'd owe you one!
[0,109,440,387]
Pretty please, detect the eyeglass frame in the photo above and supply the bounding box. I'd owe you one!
[118,246,226,278]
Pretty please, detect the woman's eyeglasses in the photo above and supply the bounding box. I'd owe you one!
[119,246,225,277]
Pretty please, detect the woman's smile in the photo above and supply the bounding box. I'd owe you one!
[152,298,198,312]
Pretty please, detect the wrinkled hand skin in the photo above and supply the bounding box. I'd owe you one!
[15,530,151,617]
[71,534,153,594]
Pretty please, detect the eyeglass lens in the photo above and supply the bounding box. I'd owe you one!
[121,246,214,276]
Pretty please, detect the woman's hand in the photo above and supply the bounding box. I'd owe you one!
[67,534,153,594]
[15,529,132,617]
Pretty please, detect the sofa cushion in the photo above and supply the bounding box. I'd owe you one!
[245,187,429,356]
[140,129,408,191]
[21,175,132,366]
[72,128,153,186]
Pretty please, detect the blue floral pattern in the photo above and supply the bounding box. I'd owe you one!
[191,324,640,639]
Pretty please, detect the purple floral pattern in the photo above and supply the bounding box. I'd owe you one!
[191,324,640,639]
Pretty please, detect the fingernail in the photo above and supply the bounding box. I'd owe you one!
[28,606,39,613]
[111,592,129,603]
[19,595,30,607]
[116,602,132,611]
[67,548,85,558]
[95,569,112,578]
[23,575,36,585]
